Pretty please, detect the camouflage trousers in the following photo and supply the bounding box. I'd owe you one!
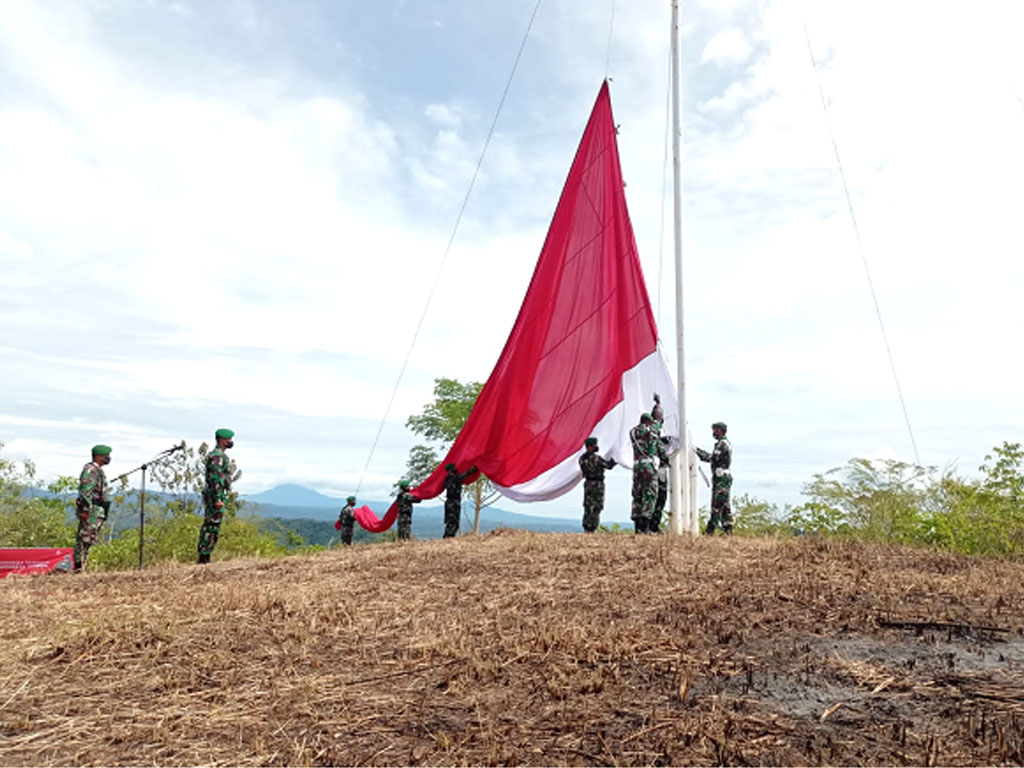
[631,460,658,528]
[340,523,354,546]
[198,504,224,556]
[397,511,412,540]
[705,473,734,535]
[650,478,668,533]
[73,506,106,571]
[443,498,460,539]
[581,478,605,532]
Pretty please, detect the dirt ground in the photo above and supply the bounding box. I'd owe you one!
[1,531,1022,766]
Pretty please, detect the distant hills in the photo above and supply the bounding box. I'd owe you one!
[244,484,343,509]
[243,484,582,541]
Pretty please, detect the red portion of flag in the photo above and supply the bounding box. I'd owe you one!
[353,505,393,534]
[358,82,657,531]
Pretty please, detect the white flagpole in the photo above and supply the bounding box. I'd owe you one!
[668,0,691,536]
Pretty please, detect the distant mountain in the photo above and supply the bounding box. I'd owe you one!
[243,484,346,508]
[244,485,582,537]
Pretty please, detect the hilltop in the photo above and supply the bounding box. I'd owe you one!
[1,533,1022,766]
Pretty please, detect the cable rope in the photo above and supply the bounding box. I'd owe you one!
[656,40,672,333]
[800,18,921,466]
[603,0,618,80]
[355,0,543,495]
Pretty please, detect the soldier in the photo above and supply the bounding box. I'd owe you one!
[578,437,615,532]
[651,393,664,428]
[198,428,237,563]
[74,444,111,572]
[338,495,356,546]
[443,463,478,539]
[629,413,659,533]
[395,480,421,541]
[650,436,671,534]
[696,421,733,534]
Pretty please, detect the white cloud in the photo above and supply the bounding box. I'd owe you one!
[701,28,753,66]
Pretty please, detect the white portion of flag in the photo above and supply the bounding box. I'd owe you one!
[496,345,679,502]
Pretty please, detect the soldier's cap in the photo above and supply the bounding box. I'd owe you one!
[399,479,410,488]
[712,421,728,431]
[640,412,653,423]
[215,428,235,440]
[445,462,457,471]
[347,495,356,502]
[91,444,112,456]
[585,437,598,447]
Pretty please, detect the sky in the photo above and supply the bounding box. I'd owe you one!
[1,0,1022,522]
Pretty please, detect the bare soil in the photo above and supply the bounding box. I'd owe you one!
[1,531,1022,766]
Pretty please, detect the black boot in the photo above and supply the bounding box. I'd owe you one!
[635,517,649,534]
[198,553,210,564]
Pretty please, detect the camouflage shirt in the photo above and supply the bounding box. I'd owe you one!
[444,468,475,501]
[397,490,421,516]
[696,438,732,477]
[579,450,615,481]
[338,501,355,527]
[77,462,109,510]
[205,448,235,506]
[629,423,657,464]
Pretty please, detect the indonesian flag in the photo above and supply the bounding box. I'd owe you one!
[356,82,678,533]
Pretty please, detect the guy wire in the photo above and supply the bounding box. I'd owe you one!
[355,0,543,495]
[604,0,618,80]
[801,17,921,466]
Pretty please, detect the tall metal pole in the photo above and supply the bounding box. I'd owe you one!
[138,464,146,569]
[669,0,691,536]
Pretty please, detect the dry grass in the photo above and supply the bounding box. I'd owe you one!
[1,531,1023,766]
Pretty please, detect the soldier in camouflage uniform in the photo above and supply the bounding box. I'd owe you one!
[338,495,356,546]
[396,480,420,541]
[74,444,112,572]
[695,421,733,534]
[578,437,615,532]
[198,428,237,563]
[443,463,478,539]
[650,436,670,534]
[630,413,659,533]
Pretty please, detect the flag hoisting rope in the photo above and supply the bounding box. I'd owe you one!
[356,81,680,533]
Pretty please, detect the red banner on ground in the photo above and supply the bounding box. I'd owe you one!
[0,548,74,577]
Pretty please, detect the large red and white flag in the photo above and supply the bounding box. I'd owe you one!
[356,82,677,533]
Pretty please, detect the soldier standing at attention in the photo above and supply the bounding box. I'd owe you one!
[396,479,421,541]
[578,437,615,532]
[74,444,111,572]
[629,413,659,533]
[198,428,237,563]
[696,422,733,534]
[443,463,478,538]
[338,495,356,546]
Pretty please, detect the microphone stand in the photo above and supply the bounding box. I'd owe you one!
[109,444,185,569]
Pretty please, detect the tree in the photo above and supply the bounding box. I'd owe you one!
[404,377,499,532]
[0,441,77,548]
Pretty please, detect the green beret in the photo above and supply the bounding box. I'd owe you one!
[712,422,727,430]
[215,428,235,439]
[640,412,653,423]
[346,495,356,503]
[399,479,410,489]
[445,463,457,471]
[91,444,112,456]
[585,437,598,447]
